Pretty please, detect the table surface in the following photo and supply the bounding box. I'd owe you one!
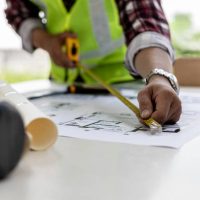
[1,86,200,200]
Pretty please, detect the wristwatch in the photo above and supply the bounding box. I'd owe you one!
[145,68,179,94]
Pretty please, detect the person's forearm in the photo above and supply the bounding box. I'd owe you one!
[32,28,51,51]
[134,47,173,78]
[135,47,181,124]
[115,0,174,78]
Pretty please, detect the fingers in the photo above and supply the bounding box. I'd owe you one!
[151,89,181,125]
[138,84,182,125]
[137,88,153,119]
[51,47,75,68]
[57,54,74,68]
[48,34,75,68]
[165,97,182,124]
[151,88,174,124]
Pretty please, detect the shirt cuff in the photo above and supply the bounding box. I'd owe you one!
[125,31,175,76]
[18,18,44,53]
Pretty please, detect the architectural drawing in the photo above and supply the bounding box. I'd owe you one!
[31,91,200,148]
[60,112,180,134]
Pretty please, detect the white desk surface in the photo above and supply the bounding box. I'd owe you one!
[1,86,200,200]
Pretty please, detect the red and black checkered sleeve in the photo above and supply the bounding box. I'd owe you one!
[5,0,40,32]
[115,0,171,45]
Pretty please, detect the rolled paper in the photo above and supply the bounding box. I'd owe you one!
[0,81,57,151]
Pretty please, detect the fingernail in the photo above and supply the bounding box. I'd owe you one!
[141,110,150,118]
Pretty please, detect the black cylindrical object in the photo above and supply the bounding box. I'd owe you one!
[0,101,26,179]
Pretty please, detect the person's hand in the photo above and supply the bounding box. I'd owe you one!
[32,29,76,68]
[137,76,182,125]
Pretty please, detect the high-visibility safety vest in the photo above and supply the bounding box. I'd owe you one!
[30,0,133,84]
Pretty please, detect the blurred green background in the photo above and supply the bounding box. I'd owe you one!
[171,14,200,57]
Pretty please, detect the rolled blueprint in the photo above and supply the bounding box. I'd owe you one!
[0,81,57,151]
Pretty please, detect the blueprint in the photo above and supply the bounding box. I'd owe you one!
[31,90,200,148]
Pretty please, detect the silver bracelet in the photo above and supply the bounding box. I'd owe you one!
[145,68,179,95]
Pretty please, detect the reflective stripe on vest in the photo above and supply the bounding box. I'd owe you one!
[81,0,125,61]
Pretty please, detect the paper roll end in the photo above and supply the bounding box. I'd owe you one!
[26,118,57,151]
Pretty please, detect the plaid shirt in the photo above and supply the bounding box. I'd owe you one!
[5,0,171,44]
[5,0,173,74]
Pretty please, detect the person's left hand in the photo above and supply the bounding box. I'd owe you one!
[137,76,182,125]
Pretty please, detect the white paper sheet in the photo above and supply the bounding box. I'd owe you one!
[31,90,200,148]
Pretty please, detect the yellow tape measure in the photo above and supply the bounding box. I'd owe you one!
[66,37,162,134]
[66,37,80,64]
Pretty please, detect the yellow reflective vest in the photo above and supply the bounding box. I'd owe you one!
[31,0,133,83]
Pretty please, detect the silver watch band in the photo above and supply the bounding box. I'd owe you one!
[145,68,179,95]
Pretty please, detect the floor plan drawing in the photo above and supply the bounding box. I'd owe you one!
[60,112,180,134]
[31,91,200,148]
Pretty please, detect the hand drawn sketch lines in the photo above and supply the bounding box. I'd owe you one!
[59,112,180,134]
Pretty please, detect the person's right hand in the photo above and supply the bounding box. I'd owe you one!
[32,29,76,68]
[137,75,181,125]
